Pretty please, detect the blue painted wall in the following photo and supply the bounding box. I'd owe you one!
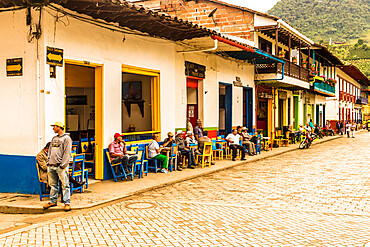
[0,154,39,194]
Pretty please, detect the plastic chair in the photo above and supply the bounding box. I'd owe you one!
[36,161,50,201]
[212,140,223,160]
[134,147,147,179]
[70,154,86,194]
[281,132,290,147]
[256,135,262,154]
[84,146,95,187]
[146,145,160,173]
[104,149,127,182]
[196,142,212,168]
[168,143,178,172]
[72,141,79,154]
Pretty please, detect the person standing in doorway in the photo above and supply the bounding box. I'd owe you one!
[186,118,193,133]
[43,122,72,212]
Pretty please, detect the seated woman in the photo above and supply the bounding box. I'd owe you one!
[148,134,168,173]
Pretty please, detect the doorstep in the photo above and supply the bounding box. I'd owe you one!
[0,135,342,214]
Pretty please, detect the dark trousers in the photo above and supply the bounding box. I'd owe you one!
[229,144,245,160]
[112,155,138,170]
[180,149,196,167]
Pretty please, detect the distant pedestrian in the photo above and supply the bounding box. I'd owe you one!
[346,121,351,138]
[336,121,340,134]
[339,120,344,135]
[351,121,356,138]
[43,122,72,212]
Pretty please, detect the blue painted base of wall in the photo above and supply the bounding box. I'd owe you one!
[103,149,114,181]
[0,154,39,194]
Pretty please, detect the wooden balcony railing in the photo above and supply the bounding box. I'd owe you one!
[256,59,310,82]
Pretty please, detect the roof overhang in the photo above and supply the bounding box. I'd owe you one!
[0,0,218,41]
[307,44,343,66]
[338,65,370,86]
[255,20,314,48]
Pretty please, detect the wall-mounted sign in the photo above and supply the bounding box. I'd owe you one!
[258,92,273,99]
[278,91,287,99]
[6,58,22,77]
[233,76,243,87]
[185,61,206,79]
[46,46,63,67]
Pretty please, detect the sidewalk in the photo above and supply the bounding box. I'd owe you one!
[0,134,343,214]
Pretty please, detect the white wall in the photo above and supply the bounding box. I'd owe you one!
[0,9,41,155]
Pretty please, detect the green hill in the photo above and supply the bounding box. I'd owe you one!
[268,0,370,43]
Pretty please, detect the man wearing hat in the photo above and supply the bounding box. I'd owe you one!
[43,121,72,211]
[108,133,138,174]
[175,130,196,169]
[241,127,256,156]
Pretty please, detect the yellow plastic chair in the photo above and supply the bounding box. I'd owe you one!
[196,142,212,168]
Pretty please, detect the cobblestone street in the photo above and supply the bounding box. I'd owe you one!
[0,132,369,246]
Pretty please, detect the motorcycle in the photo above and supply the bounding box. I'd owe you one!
[299,132,317,149]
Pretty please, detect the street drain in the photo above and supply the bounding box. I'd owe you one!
[123,202,157,210]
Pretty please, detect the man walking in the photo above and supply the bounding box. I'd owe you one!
[43,122,72,211]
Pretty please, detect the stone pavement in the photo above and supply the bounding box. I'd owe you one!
[0,134,340,214]
[0,132,369,246]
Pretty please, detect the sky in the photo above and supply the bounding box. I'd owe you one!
[221,0,281,12]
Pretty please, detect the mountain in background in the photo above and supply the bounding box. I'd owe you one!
[268,0,370,78]
[268,0,370,43]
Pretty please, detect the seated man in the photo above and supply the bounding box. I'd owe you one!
[36,142,51,185]
[286,125,296,144]
[226,129,246,161]
[241,127,256,156]
[314,124,323,139]
[36,142,85,188]
[163,132,175,147]
[108,133,138,174]
[197,131,215,165]
[185,131,197,145]
[175,130,196,169]
[148,134,168,173]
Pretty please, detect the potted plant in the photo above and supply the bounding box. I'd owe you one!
[279,50,286,58]
[302,61,308,68]
[292,56,297,63]
[310,64,316,71]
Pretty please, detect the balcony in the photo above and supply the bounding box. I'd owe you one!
[361,86,370,92]
[256,59,310,82]
[309,76,335,97]
[356,96,368,105]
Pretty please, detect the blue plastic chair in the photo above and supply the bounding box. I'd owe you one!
[72,141,79,154]
[70,154,86,195]
[104,149,127,182]
[133,147,147,179]
[36,161,50,201]
[168,143,177,172]
[256,134,262,154]
[146,145,160,173]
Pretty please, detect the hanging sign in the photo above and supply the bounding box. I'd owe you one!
[185,61,206,79]
[46,46,63,67]
[6,58,23,77]
[233,76,243,87]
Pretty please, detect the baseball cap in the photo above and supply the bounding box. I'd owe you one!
[51,121,64,128]
[176,130,183,135]
[114,133,124,139]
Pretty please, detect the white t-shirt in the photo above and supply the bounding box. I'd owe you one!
[346,123,351,131]
[148,140,159,158]
[226,133,241,145]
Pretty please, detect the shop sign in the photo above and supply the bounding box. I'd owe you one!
[46,46,63,67]
[6,58,22,77]
[258,92,273,99]
[185,61,206,79]
[233,76,243,87]
[278,91,287,99]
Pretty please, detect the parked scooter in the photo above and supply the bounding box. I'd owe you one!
[299,132,317,149]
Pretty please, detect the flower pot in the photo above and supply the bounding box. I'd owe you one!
[302,63,307,68]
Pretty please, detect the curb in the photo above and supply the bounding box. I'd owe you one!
[0,135,342,214]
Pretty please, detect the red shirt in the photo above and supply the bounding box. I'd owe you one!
[108,141,124,161]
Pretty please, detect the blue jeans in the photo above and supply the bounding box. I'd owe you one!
[48,165,70,204]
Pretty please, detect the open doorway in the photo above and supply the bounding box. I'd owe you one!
[186,78,198,128]
[219,83,232,136]
[243,87,253,133]
[65,61,103,179]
